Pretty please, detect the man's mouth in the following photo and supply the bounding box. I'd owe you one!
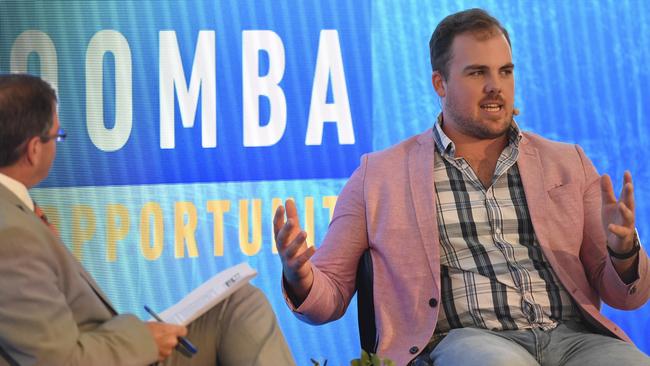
[480,103,503,112]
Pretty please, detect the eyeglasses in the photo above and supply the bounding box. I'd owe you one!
[41,128,67,143]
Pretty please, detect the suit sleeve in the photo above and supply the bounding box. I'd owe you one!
[0,226,158,366]
[283,155,370,324]
[576,145,650,309]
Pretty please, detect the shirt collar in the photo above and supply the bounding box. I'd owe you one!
[432,113,523,158]
[0,172,34,211]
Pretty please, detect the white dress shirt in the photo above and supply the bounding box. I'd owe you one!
[0,172,34,211]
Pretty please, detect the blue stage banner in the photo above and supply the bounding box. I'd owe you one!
[0,0,371,187]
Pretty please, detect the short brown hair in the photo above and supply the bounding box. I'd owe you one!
[429,8,511,78]
[0,74,57,167]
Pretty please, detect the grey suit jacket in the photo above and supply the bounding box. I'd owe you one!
[0,184,158,365]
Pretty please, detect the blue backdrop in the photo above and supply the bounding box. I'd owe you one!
[1,0,648,364]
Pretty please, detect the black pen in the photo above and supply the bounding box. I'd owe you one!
[144,305,197,357]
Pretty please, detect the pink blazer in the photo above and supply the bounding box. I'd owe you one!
[287,129,650,365]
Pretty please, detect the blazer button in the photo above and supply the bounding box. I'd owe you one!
[409,346,419,354]
[429,298,438,307]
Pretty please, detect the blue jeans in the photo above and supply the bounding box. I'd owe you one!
[419,322,649,366]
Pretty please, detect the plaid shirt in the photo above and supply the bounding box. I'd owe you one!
[432,116,580,334]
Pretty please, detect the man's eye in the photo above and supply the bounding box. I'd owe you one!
[469,70,483,76]
[501,69,513,75]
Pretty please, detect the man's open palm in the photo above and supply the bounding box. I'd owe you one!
[601,171,636,253]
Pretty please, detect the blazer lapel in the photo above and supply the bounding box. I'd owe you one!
[518,141,549,245]
[1,184,118,315]
[518,139,575,283]
[408,130,440,280]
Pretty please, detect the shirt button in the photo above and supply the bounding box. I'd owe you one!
[409,346,419,354]
[429,298,438,307]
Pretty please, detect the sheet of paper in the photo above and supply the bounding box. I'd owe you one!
[156,262,257,326]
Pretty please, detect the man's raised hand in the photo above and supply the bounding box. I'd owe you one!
[274,199,316,306]
[601,171,636,256]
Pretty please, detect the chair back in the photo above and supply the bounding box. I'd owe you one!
[356,249,377,354]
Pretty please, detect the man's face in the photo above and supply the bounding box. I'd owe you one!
[35,108,59,182]
[438,30,515,140]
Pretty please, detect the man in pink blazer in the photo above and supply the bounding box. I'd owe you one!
[275,8,650,366]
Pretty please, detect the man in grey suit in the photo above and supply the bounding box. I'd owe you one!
[0,74,296,366]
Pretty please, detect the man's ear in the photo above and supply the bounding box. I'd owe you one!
[432,71,446,98]
[24,136,42,166]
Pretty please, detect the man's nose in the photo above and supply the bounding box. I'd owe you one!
[483,74,502,94]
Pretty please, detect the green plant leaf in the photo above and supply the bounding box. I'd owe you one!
[360,350,370,364]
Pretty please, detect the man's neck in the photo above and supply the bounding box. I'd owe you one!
[0,164,36,189]
[455,137,508,163]
[441,122,508,161]
[441,124,509,188]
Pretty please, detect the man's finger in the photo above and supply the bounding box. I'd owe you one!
[618,202,635,227]
[600,174,617,204]
[273,205,285,238]
[620,182,635,213]
[284,231,308,258]
[176,325,188,337]
[285,199,301,227]
[608,223,634,238]
[165,336,179,348]
[293,245,316,267]
[624,170,633,186]
[275,219,295,250]
[619,171,632,201]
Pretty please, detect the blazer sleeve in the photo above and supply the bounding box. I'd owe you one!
[576,145,650,309]
[0,226,158,366]
[284,154,370,324]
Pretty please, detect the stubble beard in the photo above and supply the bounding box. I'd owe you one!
[444,97,512,140]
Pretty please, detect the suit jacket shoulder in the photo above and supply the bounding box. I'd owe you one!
[0,185,157,366]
